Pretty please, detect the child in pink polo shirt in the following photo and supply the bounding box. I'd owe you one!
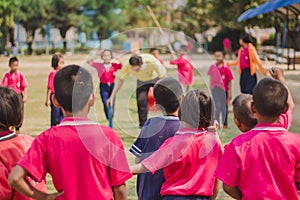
[208,50,233,128]
[45,53,64,126]
[0,86,47,200]
[232,67,294,133]
[88,49,122,121]
[8,65,132,200]
[1,57,28,133]
[131,90,222,200]
[1,57,28,102]
[215,77,300,199]
[170,45,194,93]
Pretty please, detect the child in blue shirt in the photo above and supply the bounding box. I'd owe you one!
[130,77,183,200]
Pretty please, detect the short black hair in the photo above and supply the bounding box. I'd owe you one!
[101,49,113,59]
[0,86,23,130]
[153,77,183,114]
[51,53,63,69]
[129,55,143,66]
[253,78,288,118]
[9,56,18,66]
[54,65,93,113]
[179,90,214,129]
[149,48,159,53]
[213,50,225,55]
[232,94,257,128]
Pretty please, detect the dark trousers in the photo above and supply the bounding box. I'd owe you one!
[136,78,159,127]
[100,83,115,120]
[240,68,257,94]
[212,87,227,126]
[50,93,64,126]
[163,195,210,200]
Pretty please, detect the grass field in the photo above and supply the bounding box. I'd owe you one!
[1,53,299,199]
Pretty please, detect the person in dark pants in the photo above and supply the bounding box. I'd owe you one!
[228,33,267,94]
[107,54,167,127]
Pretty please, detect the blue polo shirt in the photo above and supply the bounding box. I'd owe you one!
[130,116,181,200]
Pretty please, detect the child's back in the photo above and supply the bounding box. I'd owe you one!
[130,77,182,200]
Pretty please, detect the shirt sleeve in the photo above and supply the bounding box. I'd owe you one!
[278,108,292,130]
[207,65,213,76]
[112,63,122,70]
[108,130,132,186]
[47,72,53,89]
[20,73,28,90]
[170,57,183,65]
[152,60,166,78]
[119,64,131,80]
[17,134,49,182]
[1,74,8,87]
[142,135,194,174]
[0,162,12,200]
[295,140,300,183]
[214,142,240,187]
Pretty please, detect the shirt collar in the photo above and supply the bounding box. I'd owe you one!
[252,122,287,131]
[0,131,17,141]
[176,127,207,135]
[58,117,99,126]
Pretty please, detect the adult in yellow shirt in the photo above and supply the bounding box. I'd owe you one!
[228,33,267,94]
[107,53,167,127]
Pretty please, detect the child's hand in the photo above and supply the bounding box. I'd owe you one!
[269,67,284,80]
[35,190,64,200]
[45,100,50,107]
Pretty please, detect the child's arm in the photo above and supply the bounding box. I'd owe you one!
[8,165,63,200]
[107,79,125,106]
[227,81,232,105]
[211,179,220,200]
[222,183,242,200]
[22,88,27,103]
[270,67,295,112]
[130,163,148,175]
[45,88,51,107]
[297,182,300,190]
[112,184,128,200]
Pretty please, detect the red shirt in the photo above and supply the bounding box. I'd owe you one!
[207,63,233,92]
[0,132,47,200]
[278,107,292,130]
[91,62,122,84]
[142,128,222,197]
[170,56,194,85]
[239,46,250,69]
[215,123,300,200]
[47,69,58,94]
[18,117,132,200]
[1,71,28,94]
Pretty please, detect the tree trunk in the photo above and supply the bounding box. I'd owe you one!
[27,41,33,55]
[60,27,69,52]
[26,29,35,55]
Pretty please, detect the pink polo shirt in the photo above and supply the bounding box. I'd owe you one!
[142,128,222,197]
[18,117,132,200]
[170,56,194,85]
[1,71,27,94]
[239,46,250,69]
[47,69,58,94]
[215,123,300,200]
[91,62,122,84]
[278,107,292,130]
[207,63,233,92]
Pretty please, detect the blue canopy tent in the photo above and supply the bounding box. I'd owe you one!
[238,0,300,70]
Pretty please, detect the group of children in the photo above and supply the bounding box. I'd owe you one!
[1,45,300,200]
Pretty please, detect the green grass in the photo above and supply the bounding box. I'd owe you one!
[1,54,298,200]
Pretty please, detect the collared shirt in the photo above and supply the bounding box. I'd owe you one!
[47,69,58,94]
[207,62,233,92]
[170,55,194,85]
[91,62,122,84]
[142,128,222,197]
[1,71,28,94]
[18,117,132,200]
[215,122,300,200]
[119,54,166,82]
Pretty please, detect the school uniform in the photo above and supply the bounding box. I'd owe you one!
[142,128,222,199]
[91,62,122,119]
[1,70,27,94]
[0,131,47,200]
[18,117,132,200]
[215,122,300,199]
[170,55,194,86]
[208,62,233,126]
[130,116,181,200]
[47,69,64,126]
[120,54,167,127]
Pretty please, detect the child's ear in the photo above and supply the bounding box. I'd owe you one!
[250,101,256,115]
[89,94,96,107]
[52,94,61,108]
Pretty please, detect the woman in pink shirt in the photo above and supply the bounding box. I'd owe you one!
[170,45,194,93]
[88,49,122,121]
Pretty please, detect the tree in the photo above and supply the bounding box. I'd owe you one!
[0,0,16,54]
[16,0,49,55]
[49,0,84,51]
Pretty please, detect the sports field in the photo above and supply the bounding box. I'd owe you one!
[1,53,299,199]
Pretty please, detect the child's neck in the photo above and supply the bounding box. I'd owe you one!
[216,61,223,67]
[256,116,278,124]
[164,110,178,117]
